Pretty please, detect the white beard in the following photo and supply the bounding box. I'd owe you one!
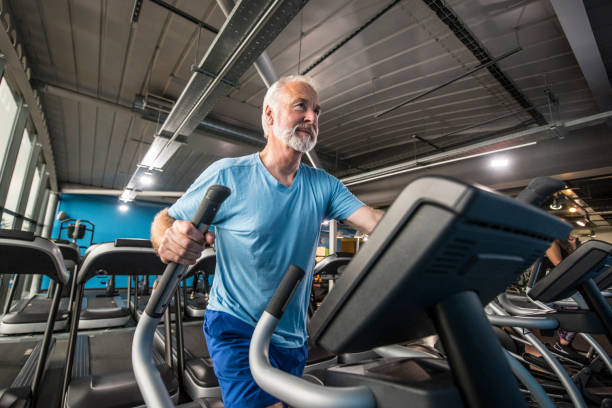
[273,122,318,153]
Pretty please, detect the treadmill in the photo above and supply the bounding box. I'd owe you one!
[61,238,179,408]
[249,176,571,408]
[184,248,216,318]
[0,240,79,335]
[76,242,131,330]
[0,230,69,406]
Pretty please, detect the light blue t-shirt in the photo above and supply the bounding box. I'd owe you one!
[169,153,363,348]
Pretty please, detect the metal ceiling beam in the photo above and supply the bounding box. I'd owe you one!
[349,123,612,208]
[423,0,547,126]
[61,185,183,198]
[551,0,612,112]
[341,110,612,187]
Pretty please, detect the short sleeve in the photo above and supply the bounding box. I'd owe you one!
[168,160,227,223]
[324,172,364,221]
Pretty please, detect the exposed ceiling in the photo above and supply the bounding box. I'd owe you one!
[3,0,612,230]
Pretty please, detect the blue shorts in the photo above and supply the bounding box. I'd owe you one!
[203,310,308,408]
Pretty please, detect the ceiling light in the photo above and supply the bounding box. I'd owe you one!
[322,219,329,226]
[490,157,509,168]
[568,207,577,213]
[140,172,154,186]
[120,189,137,203]
[549,198,562,210]
[575,220,586,227]
[563,189,573,195]
[362,235,368,242]
[139,136,184,170]
[118,204,130,212]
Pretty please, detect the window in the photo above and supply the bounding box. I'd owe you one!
[0,78,18,171]
[22,165,42,231]
[1,129,33,228]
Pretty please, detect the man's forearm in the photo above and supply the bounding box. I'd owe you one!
[151,208,175,253]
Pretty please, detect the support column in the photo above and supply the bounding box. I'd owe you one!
[35,188,50,235]
[13,142,41,230]
[41,192,58,238]
[328,220,337,255]
[27,164,48,232]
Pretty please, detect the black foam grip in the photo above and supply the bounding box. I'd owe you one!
[516,177,566,207]
[193,185,231,227]
[265,265,305,319]
[146,185,231,317]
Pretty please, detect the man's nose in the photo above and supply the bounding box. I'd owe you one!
[303,108,317,123]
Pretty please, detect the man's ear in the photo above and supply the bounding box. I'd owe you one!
[264,105,274,126]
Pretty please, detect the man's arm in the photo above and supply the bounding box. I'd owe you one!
[344,206,384,235]
[545,240,563,267]
[151,208,211,265]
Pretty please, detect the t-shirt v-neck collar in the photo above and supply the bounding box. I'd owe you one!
[256,152,301,190]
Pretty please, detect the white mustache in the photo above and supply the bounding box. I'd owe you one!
[293,124,317,138]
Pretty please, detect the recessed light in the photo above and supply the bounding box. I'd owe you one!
[576,220,586,227]
[568,207,577,213]
[140,173,154,186]
[490,157,509,168]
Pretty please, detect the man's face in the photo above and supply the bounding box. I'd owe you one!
[271,81,321,153]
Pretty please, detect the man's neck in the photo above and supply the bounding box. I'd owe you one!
[259,140,302,187]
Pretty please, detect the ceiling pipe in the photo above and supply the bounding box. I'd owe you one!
[216,0,322,169]
[550,0,612,113]
[61,185,183,197]
[40,82,266,148]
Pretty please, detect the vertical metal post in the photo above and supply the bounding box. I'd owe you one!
[163,307,172,366]
[41,191,58,238]
[28,164,48,231]
[0,53,5,78]
[35,188,50,235]
[328,220,337,255]
[0,102,29,209]
[31,282,63,400]
[3,274,19,314]
[13,143,42,230]
[29,275,42,297]
[174,287,185,391]
[328,220,338,292]
[20,274,33,298]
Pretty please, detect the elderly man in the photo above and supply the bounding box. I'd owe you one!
[151,75,382,408]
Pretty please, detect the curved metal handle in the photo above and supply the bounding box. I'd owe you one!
[133,185,230,408]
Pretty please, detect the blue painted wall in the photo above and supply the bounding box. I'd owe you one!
[44,194,168,289]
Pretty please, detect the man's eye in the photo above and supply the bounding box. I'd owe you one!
[295,103,305,110]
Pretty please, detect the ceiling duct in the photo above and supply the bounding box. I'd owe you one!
[122,0,309,201]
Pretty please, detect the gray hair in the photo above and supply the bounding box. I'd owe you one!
[261,75,318,138]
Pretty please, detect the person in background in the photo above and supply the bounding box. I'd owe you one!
[543,235,586,362]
